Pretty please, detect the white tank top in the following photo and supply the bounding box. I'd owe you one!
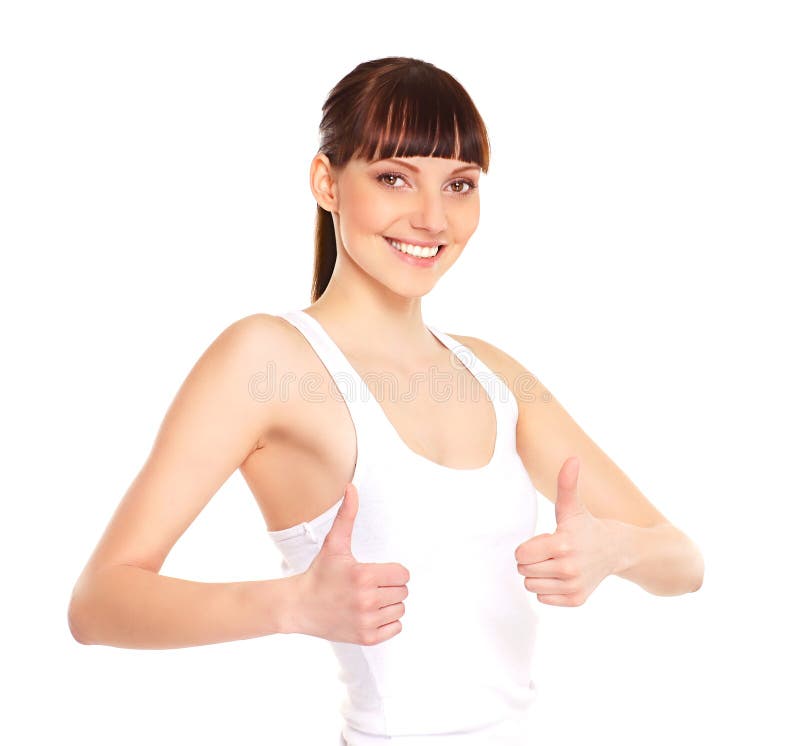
[266,309,541,745]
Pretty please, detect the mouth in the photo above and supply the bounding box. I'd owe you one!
[382,236,446,266]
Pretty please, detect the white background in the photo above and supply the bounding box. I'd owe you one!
[2,1,798,743]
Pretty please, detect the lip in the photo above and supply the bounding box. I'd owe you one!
[383,235,446,249]
[383,236,444,267]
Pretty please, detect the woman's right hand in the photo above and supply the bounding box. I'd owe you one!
[291,483,410,645]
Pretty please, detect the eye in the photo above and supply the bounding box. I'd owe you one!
[377,172,409,189]
[449,178,478,195]
[376,171,478,196]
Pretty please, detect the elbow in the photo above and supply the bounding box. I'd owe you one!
[689,548,705,593]
[68,610,89,645]
[68,600,90,645]
[67,587,94,645]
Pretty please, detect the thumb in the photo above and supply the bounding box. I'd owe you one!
[321,482,359,557]
[555,456,583,525]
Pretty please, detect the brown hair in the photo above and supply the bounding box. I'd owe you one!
[311,56,491,302]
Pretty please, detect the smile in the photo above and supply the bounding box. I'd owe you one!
[383,236,444,258]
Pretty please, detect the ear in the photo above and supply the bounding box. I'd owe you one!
[309,152,340,214]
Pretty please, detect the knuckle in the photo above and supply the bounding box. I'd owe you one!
[354,567,373,587]
[356,595,374,614]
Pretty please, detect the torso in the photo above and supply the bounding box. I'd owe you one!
[239,312,502,532]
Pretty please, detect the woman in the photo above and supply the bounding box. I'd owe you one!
[68,57,704,744]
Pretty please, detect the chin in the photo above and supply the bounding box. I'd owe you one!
[382,276,440,300]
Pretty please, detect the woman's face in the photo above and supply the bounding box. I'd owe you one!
[312,153,482,297]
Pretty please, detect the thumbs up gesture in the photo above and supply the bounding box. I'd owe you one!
[514,456,615,607]
[293,483,411,644]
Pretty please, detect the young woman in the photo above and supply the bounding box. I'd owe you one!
[68,57,704,745]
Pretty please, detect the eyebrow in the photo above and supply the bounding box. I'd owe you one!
[374,157,480,175]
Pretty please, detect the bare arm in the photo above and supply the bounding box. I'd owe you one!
[69,565,299,649]
[450,332,704,596]
[68,314,301,648]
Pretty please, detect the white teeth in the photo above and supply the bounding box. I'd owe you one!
[387,238,440,258]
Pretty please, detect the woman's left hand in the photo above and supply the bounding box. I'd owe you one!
[514,456,617,607]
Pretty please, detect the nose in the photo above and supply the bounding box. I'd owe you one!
[410,187,448,235]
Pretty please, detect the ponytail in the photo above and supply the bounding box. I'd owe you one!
[311,203,337,302]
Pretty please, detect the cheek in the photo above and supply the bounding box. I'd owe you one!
[453,202,480,240]
[339,187,393,238]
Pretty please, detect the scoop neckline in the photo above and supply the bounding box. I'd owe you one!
[295,308,501,475]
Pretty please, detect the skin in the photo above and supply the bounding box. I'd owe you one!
[69,148,703,649]
[249,152,505,525]
[304,152,482,355]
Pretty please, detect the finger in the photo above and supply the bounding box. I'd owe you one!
[517,558,572,579]
[366,562,411,588]
[322,483,358,556]
[373,600,406,628]
[523,576,577,594]
[375,584,409,609]
[555,456,583,525]
[536,594,580,607]
[373,620,403,643]
[515,533,569,565]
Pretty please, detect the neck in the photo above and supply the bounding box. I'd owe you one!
[303,264,436,360]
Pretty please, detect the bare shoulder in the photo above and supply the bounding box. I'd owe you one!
[200,311,293,386]
[213,312,308,381]
[211,312,309,441]
[71,312,303,578]
[445,332,550,407]
[219,312,295,352]
[446,332,524,376]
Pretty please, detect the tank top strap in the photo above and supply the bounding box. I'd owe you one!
[278,309,390,475]
[425,324,520,448]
